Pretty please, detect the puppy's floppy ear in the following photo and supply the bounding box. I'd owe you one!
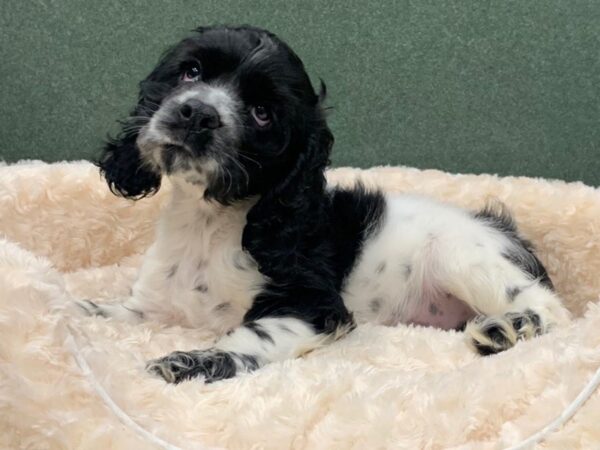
[96,98,162,200]
[242,82,334,271]
[269,80,333,202]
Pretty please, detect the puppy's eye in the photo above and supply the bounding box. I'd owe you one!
[251,105,271,127]
[181,62,201,82]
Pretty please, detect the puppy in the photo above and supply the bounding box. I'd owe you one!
[79,25,570,383]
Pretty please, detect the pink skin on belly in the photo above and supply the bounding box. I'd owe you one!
[408,293,477,330]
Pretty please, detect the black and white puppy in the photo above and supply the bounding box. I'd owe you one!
[80,25,570,383]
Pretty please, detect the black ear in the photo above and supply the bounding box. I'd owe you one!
[96,129,161,199]
[242,93,334,274]
[97,76,164,200]
[270,123,332,202]
[245,111,333,245]
[97,41,181,200]
[268,82,333,203]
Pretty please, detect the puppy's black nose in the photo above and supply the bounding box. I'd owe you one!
[177,99,221,129]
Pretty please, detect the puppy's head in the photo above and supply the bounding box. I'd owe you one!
[99,25,332,203]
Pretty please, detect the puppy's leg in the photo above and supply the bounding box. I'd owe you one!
[421,207,570,355]
[75,242,172,323]
[441,243,570,355]
[147,291,354,383]
[147,317,323,383]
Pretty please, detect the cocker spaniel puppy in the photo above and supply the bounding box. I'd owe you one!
[79,25,570,383]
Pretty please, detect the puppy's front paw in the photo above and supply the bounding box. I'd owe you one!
[146,350,238,383]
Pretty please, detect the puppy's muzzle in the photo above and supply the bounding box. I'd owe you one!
[177,99,222,130]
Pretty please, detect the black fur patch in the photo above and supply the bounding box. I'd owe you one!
[506,286,522,302]
[473,203,553,289]
[245,322,274,343]
[233,353,260,371]
[330,184,386,287]
[240,107,359,335]
[243,179,384,334]
[97,115,161,199]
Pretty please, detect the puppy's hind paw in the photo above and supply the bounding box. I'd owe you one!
[465,310,544,356]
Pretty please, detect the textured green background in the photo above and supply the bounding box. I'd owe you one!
[1,1,599,185]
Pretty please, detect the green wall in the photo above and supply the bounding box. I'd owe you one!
[1,0,599,185]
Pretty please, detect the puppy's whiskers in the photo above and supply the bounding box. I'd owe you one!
[221,152,250,189]
[238,152,263,169]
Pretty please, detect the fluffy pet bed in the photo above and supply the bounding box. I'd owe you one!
[1,160,600,450]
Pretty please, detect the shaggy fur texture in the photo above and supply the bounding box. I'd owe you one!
[1,160,600,449]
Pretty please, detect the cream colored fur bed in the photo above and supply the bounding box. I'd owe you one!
[1,160,600,450]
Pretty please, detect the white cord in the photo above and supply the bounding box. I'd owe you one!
[504,363,600,450]
[64,323,600,450]
[65,324,220,450]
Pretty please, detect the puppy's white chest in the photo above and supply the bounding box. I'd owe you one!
[168,238,262,332]
[133,187,265,332]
